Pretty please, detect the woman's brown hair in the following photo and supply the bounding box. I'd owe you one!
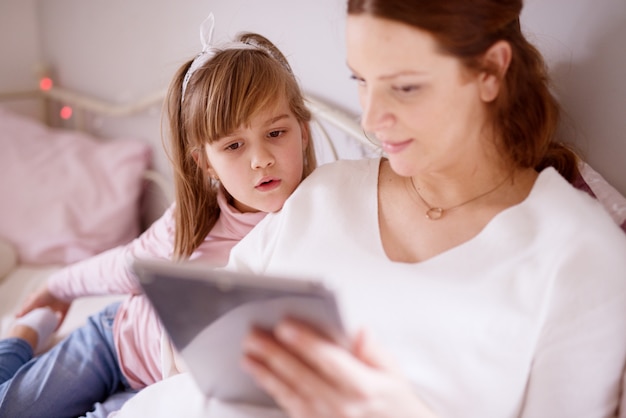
[347,0,579,181]
[163,32,316,259]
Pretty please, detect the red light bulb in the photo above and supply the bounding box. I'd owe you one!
[39,77,53,91]
[60,106,73,120]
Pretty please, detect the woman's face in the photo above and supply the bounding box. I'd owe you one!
[203,97,308,214]
[346,15,490,177]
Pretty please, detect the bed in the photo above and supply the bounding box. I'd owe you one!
[0,83,381,349]
[0,86,170,347]
[0,81,625,416]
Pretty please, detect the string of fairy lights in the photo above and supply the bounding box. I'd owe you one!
[39,76,73,120]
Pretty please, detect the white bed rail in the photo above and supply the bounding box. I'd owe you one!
[43,86,168,117]
[0,86,377,156]
[304,95,376,153]
[0,87,166,131]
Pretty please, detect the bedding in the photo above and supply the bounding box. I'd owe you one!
[0,106,152,266]
[0,104,154,352]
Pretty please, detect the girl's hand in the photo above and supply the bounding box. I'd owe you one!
[16,282,71,328]
[242,318,437,418]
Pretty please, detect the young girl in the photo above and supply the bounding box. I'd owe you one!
[0,15,317,418]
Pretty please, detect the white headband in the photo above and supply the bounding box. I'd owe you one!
[181,13,257,103]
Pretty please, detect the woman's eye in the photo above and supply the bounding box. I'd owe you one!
[350,74,366,86]
[394,85,420,94]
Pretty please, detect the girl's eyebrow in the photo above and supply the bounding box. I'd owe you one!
[218,114,291,141]
[264,114,290,126]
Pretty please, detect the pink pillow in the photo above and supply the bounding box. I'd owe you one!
[574,161,626,234]
[0,107,152,265]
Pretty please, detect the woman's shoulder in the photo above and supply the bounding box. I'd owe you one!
[318,156,379,173]
[278,157,381,217]
[531,167,626,245]
[301,157,381,189]
[535,168,613,215]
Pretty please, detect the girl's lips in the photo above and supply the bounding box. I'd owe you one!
[255,178,281,191]
[381,139,413,154]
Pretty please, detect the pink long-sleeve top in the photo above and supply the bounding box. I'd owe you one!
[46,190,266,389]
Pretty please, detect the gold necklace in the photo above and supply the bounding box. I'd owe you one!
[409,174,511,220]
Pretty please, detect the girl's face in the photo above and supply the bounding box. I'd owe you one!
[346,15,491,178]
[203,97,308,213]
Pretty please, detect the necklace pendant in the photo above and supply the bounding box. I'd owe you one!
[426,207,444,220]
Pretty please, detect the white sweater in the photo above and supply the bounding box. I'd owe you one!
[227,157,626,418]
[115,157,626,418]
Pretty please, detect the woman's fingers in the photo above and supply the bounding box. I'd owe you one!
[352,328,401,373]
[272,319,380,390]
[243,321,437,418]
[243,320,373,403]
[242,327,340,416]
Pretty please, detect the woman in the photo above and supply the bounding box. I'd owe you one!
[237,1,626,417]
[115,1,626,417]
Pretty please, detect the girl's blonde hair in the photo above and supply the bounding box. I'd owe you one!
[163,32,317,259]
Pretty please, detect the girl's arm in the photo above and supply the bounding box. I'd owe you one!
[24,204,178,306]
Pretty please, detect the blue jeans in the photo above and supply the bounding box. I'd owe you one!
[0,302,135,417]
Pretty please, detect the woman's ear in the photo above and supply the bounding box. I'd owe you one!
[478,40,512,102]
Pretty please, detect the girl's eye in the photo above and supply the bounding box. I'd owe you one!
[268,129,285,138]
[225,141,243,151]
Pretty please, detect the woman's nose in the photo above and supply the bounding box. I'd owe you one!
[360,89,394,135]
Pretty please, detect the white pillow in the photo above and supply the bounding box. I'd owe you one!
[0,107,152,265]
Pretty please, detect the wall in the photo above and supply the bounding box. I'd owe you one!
[522,0,626,197]
[1,0,625,195]
[35,0,353,108]
[33,0,359,179]
[0,0,42,117]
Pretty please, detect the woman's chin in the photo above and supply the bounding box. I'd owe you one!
[386,157,419,178]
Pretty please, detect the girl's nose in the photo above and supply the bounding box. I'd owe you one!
[251,145,275,169]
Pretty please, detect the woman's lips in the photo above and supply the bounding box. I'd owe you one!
[381,139,413,154]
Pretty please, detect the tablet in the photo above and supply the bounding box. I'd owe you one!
[131,258,347,407]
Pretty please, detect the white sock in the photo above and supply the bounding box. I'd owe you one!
[13,307,61,352]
